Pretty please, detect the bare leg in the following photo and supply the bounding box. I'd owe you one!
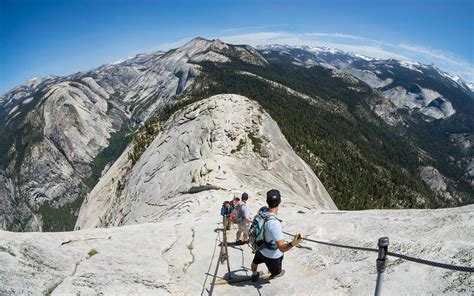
[251,262,258,273]
[236,230,241,241]
[243,231,249,242]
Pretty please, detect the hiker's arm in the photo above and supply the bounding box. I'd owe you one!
[245,215,252,222]
[275,239,293,252]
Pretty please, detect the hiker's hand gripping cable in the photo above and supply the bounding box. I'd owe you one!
[275,233,303,252]
[289,233,302,247]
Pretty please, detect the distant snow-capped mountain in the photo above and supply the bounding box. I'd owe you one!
[258,44,473,122]
[259,44,473,93]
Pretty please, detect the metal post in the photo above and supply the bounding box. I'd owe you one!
[374,237,389,296]
[222,216,232,279]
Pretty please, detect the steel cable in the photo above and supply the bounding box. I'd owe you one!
[283,231,473,273]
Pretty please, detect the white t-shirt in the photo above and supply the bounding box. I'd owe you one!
[260,218,284,259]
[237,202,250,225]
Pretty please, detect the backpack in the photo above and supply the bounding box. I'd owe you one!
[249,207,278,251]
[229,208,237,222]
[234,202,247,223]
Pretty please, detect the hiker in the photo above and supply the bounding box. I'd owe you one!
[220,201,234,230]
[229,196,239,223]
[250,189,302,281]
[229,195,239,208]
[229,197,240,224]
[235,192,252,244]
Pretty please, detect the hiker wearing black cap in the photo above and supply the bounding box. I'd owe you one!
[250,189,302,281]
[235,192,252,245]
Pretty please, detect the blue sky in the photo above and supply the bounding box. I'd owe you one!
[1,0,473,94]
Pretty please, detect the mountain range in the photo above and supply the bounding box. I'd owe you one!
[0,37,473,232]
[0,37,473,295]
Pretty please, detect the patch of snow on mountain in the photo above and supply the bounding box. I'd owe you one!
[468,82,474,92]
[399,61,423,73]
[435,68,473,92]
[353,53,374,61]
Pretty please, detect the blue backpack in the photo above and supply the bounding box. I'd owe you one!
[249,207,279,251]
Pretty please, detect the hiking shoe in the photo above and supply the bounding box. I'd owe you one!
[251,272,260,282]
[236,240,243,245]
[271,269,285,279]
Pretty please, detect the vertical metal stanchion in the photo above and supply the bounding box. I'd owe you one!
[374,237,389,296]
[222,216,232,279]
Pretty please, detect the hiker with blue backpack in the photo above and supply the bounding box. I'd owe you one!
[249,189,302,281]
[220,201,234,230]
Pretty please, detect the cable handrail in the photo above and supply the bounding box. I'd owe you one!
[283,231,474,272]
[206,220,473,296]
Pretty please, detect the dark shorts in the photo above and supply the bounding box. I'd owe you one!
[252,250,283,276]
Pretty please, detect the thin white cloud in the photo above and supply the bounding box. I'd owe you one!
[221,24,288,33]
[304,32,364,40]
[217,32,410,60]
[155,37,194,50]
[398,43,474,81]
[216,31,473,82]
[399,43,470,66]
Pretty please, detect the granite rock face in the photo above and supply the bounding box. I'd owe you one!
[0,76,127,231]
[1,38,261,231]
[76,94,336,229]
[420,166,456,202]
[2,201,472,295]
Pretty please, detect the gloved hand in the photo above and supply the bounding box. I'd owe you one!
[291,233,302,247]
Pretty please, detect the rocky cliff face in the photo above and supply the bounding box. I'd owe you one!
[0,75,129,231]
[0,38,265,231]
[76,94,336,229]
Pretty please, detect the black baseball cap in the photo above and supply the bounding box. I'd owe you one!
[266,189,281,208]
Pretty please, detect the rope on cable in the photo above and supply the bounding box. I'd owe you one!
[283,231,474,273]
